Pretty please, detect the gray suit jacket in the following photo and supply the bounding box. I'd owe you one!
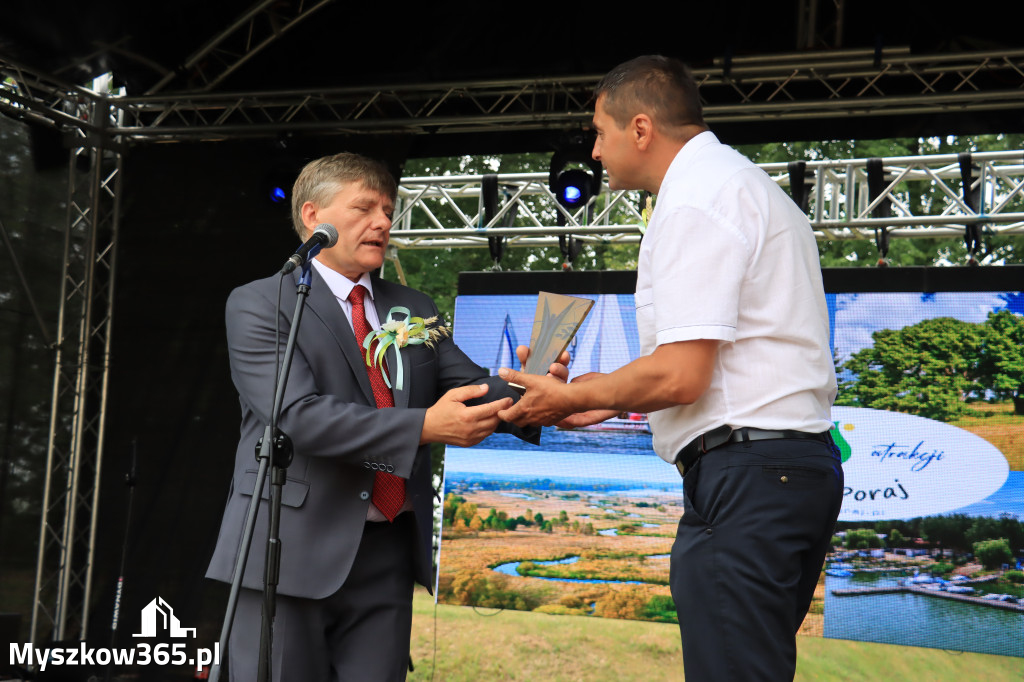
[206,268,534,599]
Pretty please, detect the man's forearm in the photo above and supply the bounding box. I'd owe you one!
[568,339,717,413]
[497,339,718,427]
[571,350,712,413]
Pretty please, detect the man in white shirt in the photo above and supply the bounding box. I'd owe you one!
[499,56,843,680]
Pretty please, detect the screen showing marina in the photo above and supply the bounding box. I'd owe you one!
[438,270,1023,658]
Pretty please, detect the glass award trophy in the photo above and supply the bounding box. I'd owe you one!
[508,291,594,393]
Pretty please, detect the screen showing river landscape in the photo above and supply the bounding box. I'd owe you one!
[439,270,1023,658]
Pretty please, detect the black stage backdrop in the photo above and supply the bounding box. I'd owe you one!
[88,139,407,681]
[87,141,297,679]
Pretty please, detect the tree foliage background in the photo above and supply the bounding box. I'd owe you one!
[835,514,1024,555]
[393,133,1024,326]
[836,309,1024,421]
[394,152,641,321]
[739,134,1024,269]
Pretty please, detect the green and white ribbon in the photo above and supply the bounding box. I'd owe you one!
[362,306,448,391]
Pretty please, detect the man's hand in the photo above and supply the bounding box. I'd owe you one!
[514,345,571,383]
[497,339,719,428]
[420,384,512,447]
[495,369,577,427]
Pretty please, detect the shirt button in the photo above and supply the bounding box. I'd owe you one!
[359,491,370,500]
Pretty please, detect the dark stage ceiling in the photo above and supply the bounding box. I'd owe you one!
[4,1,1018,92]
[3,1,1024,154]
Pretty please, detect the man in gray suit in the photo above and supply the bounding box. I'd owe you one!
[207,152,540,681]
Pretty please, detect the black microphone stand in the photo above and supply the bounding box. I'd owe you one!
[209,260,315,682]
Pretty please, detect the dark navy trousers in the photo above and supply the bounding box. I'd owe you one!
[670,436,844,681]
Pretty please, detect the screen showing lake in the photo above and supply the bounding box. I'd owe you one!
[437,268,1024,658]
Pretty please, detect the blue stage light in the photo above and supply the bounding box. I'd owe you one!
[553,168,593,209]
[270,186,287,203]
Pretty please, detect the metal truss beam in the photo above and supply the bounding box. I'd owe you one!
[5,47,1024,143]
[0,58,108,137]
[98,47,1024,141]
[389,150,1024,255]
[30,97,123,646]
[704,47,1024,123]
[145,0,336,95]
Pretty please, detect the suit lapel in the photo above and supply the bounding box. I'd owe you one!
[301,269,376,405]
[371,279,412,409]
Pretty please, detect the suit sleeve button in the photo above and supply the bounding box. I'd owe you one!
[359,491,370,500]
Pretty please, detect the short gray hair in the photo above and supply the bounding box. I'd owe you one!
[290,152,397,237]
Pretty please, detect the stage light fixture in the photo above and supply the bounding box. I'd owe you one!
[264,164,296,206]
[549,152,602,213]
[549,143,602,268]
[553,169,594,207]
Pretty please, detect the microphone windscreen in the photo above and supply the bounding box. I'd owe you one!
[313,223,339,247]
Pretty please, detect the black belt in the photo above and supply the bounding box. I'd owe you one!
[675,425,831,476]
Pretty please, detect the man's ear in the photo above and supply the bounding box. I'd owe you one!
[632,114,654,151]
[299,201,318,238]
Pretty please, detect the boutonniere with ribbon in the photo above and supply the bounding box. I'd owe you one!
[363,307,451,390]
[639,192,654,235]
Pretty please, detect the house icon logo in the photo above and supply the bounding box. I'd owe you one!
[132,597,196,638]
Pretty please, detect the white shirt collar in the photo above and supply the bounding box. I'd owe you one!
[310,259,375,303]
[657,130,720,198]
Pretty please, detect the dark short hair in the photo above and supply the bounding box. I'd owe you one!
[290,152,397,238]
[595,55,705,135]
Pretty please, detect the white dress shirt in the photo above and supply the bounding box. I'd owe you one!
[311,259,382,331]
[311,259,413,520]
[636,131,837,463]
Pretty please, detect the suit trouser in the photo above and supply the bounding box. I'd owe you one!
[670,437,843,682]
[229,513,416,682]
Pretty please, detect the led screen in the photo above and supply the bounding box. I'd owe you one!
[438,268,1024,658]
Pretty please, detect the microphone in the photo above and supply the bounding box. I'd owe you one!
[281,223,338,274]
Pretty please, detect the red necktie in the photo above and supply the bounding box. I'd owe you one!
[349,284,406,522]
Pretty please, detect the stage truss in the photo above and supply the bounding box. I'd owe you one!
[26,92,124,646]
[1,46,1023,648]
[390,150,1024,252]
[4,47,1024,140]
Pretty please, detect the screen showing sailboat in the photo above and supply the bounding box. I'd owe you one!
[439,269,1024,659]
